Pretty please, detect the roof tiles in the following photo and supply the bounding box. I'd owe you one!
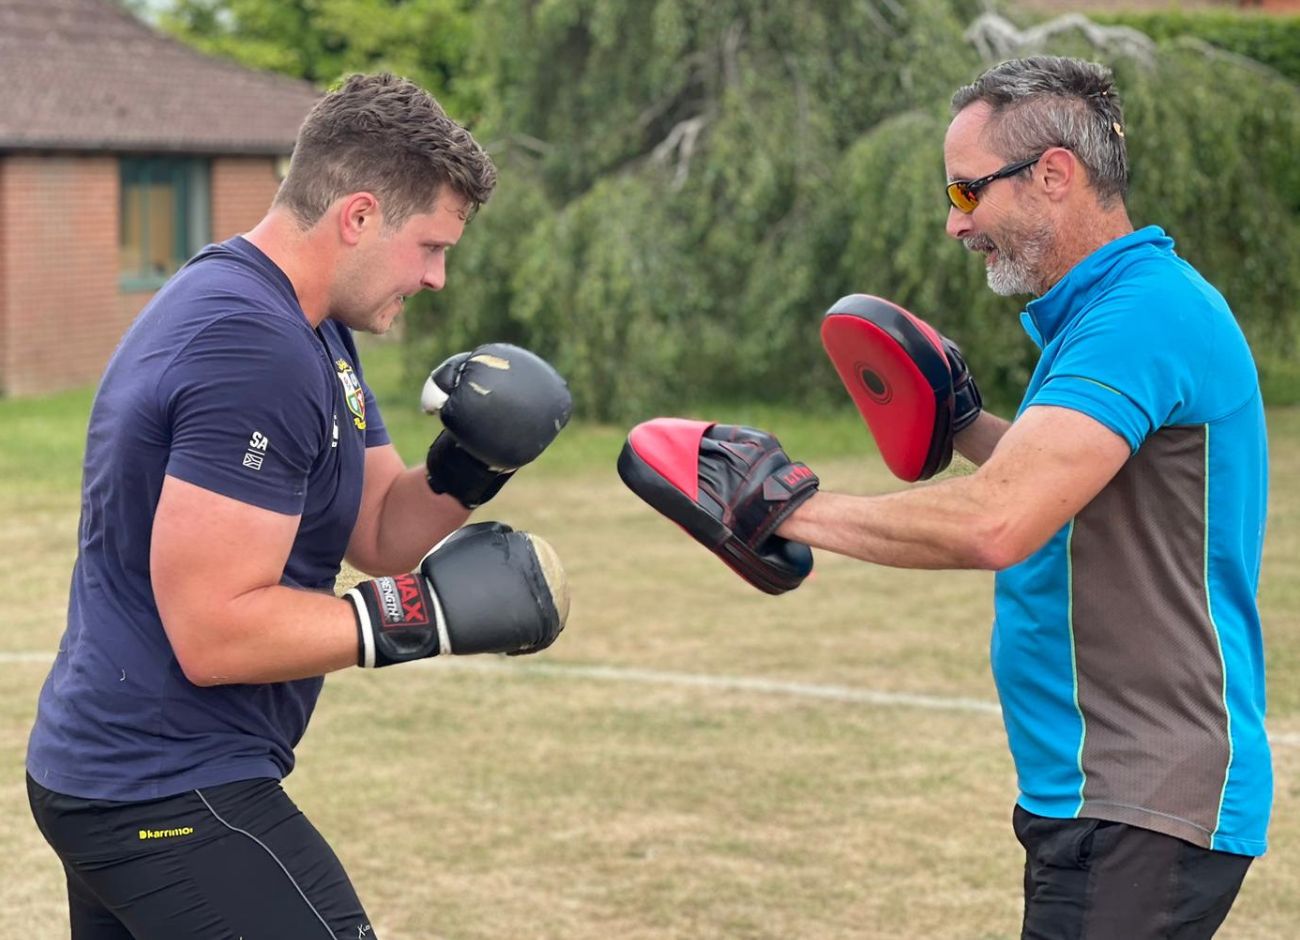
[0,0,320,153]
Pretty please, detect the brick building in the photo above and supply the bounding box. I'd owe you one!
[0,0,320,395]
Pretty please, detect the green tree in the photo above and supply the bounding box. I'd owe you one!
[156,0,482,116]
[415,0,987,418]
[414,4,1300,419]
[141,0,1300,415]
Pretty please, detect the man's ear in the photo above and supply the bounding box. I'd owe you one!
[1039,147,1076,204]
[338,192,379,246]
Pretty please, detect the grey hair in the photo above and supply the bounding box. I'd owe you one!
[951,56,1128,206]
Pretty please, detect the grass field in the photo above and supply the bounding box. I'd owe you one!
[2,339,1298,938]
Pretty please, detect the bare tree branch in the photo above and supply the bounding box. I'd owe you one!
[634,51,709,134]
[964,12,1156,65]
[494,133,553,157]
[722,20,744,91]
[650,115,708,189]
[858,0,899,39]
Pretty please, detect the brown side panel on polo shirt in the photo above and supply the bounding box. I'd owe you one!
[1070,424,1229,848]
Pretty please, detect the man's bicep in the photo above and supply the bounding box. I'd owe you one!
[975,405,1131,562]
[161,314,326,515]
[152,475,300,662]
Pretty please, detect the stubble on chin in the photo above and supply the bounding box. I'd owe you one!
[986,226,1056,297]
[363,313,397,336]
[347,297,404,336]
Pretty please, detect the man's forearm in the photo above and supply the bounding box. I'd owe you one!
[777,484,1003,571]
[164,586,361,686]
[954,410,1011,466]
[349,465,470,575]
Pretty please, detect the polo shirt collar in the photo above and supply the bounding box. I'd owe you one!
[1020,225,1171,348]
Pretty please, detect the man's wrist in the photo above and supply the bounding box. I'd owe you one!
[424,433,513,509]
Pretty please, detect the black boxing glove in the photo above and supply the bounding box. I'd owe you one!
[345,522,570,667]
[422,344,572,509]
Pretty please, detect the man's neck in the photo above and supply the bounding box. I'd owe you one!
[1040,207,1135,293]
[243,208,333,327]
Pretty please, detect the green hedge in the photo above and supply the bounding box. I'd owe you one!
[1089,9,1300,83]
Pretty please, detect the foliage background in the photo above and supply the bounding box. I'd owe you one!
[148,0,1300,417]
[1089,7,1300,83]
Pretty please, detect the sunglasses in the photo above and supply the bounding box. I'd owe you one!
[946,153,1045,214]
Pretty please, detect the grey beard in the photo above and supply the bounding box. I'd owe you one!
[985,227,1054,297]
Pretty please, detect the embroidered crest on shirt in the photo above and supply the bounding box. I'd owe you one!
[335,358,367,430]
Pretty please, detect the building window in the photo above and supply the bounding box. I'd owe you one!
[119,157,210,290]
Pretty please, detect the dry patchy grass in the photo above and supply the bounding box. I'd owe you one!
[2,401,1299,938]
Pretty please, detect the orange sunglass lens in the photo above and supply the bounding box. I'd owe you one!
[947,182,977,213]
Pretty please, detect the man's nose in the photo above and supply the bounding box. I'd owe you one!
[946,205,973,240]
[422,256,447,292]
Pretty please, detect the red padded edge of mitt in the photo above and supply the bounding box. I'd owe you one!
[624,418,712,500]
[619,418,810,594]
[820,294,953,482]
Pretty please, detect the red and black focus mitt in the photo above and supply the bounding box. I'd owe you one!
[821,294,980,482]
[617,419,819,594]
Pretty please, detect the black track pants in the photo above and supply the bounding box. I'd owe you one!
[28,774,374,939]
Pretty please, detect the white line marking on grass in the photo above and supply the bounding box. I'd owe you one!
[437,658,1005,715]
[7,651,1299,749]
[0,650,998,714]
[0,651,59,663]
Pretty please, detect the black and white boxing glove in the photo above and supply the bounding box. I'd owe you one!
[423,343,572,509]
[345,522,570,667]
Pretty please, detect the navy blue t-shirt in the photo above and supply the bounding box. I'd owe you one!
[27,237,389,801]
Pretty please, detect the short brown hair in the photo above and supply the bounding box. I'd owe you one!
[274,73,497,228]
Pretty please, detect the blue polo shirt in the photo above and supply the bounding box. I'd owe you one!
[27,236,389,801]
[992,226,1271,855]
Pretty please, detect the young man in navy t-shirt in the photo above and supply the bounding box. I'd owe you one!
[27,73,573,939]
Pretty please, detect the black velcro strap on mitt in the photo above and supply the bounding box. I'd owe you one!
[821,294,955,481]
[617,418,814,595]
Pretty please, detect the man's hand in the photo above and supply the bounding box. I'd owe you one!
[346,522,569,667]
[423,343,572,508]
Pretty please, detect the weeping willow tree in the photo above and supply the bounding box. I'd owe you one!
[156,0,483,118]
[408,3,1300,419]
